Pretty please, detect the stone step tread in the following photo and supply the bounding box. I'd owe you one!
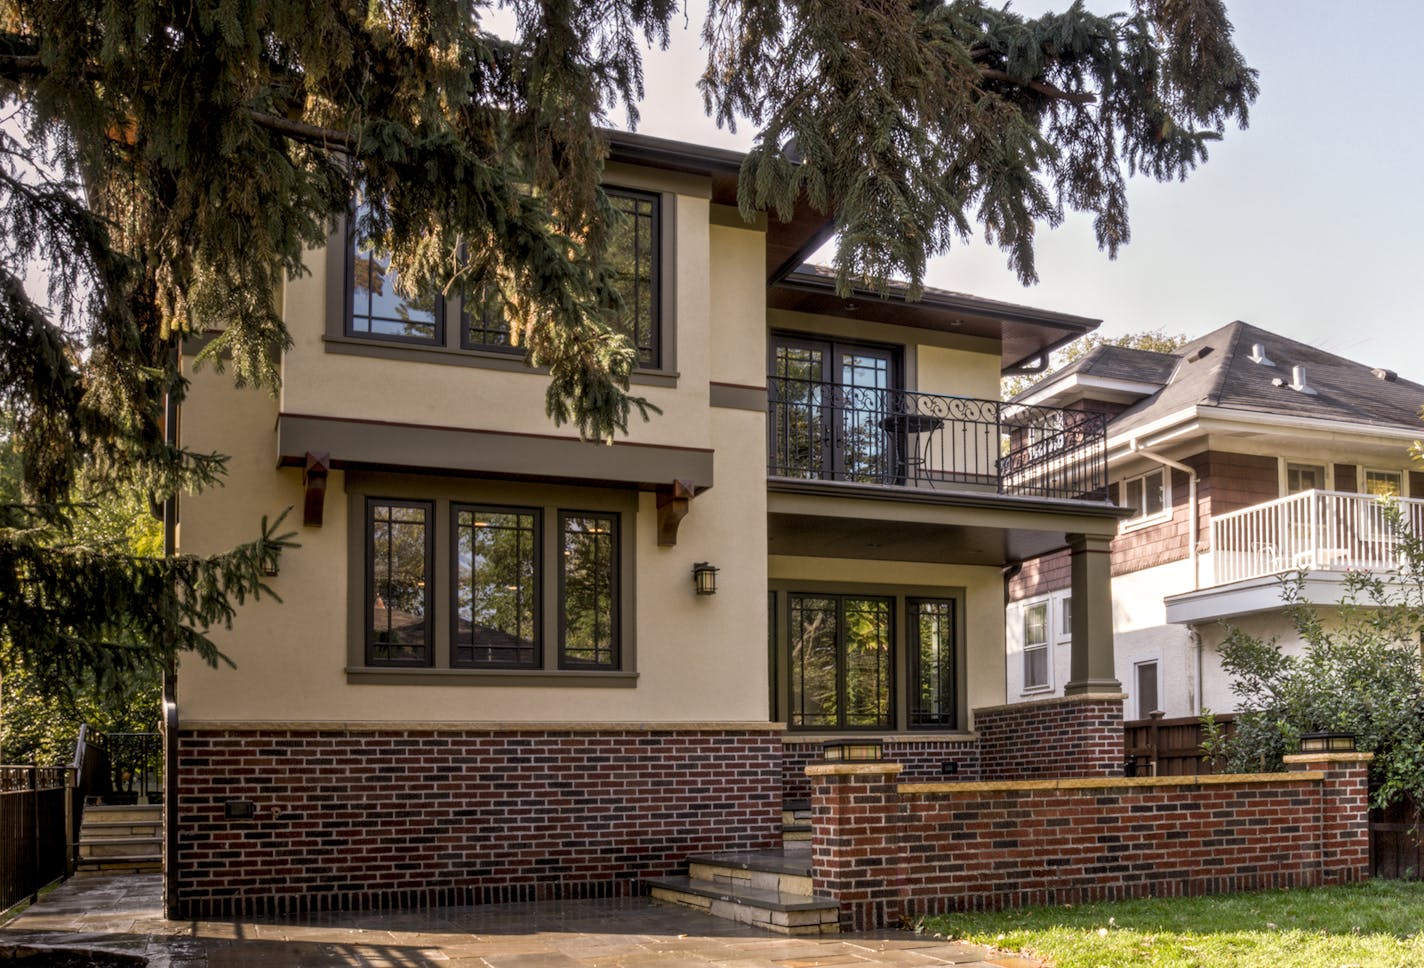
[82,819,161,829]
[645,876,835,913]
[783,798,812,812]
[79,835,162,846]
[77,855,160,866]
[782,823,813,834]
[685,848,812,877]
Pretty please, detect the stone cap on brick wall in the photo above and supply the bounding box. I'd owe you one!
[1283,752,1376,765]
[972,692,1127,716]
[806,762,906,778]
[899,771,1325,795]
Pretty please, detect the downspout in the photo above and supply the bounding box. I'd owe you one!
[162,345,180,919]
[1128,439,1200,591]
[1190,625,1204,716]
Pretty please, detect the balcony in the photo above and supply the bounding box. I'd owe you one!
[1210,489,1424,586]
[766,377,1108,501]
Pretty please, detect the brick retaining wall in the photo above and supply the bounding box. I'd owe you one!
[781,738,980,802]
[808,754,1372,930]
[175,727,781,917]
[975,693,1124,780]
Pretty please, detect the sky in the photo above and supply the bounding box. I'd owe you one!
[596,0,1424,373]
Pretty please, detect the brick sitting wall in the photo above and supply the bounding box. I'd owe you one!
[175,727,782,918]
[975,694,1125,780]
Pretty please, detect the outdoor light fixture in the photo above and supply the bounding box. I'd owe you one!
[692,561,719,596]
[822,740,883,762]
[1299,732,1356,754]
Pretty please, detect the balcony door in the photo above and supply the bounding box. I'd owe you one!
[769,335,900,483]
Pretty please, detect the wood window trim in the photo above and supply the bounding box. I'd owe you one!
[325,185,678,383]
[1119,467,1171,532]
[1280,459,1331,497]
[1021,600,1051,694]
[345,475,637,684]
[364,498,436,668]
[769,580,967,734]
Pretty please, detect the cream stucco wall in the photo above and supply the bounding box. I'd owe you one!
[178,178,774,726]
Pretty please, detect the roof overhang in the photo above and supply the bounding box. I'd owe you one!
[768,270,1100,373]
[1165,572,1382,625]
[1017,373,1165,409]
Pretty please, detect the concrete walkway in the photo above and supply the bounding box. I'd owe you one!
[1,875,1037,967]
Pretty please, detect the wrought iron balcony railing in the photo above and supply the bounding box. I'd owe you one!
[1210,489,1424,586]
[767,377,1109,501]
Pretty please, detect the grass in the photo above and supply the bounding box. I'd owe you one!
[921,880,1424,968]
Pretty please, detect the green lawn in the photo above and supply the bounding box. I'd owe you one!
[921,880,1424,968]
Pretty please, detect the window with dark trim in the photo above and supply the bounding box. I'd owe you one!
[460,285,522,355]
[605,189,660,368]
[559,512,619,668]
[366,499,435,666]
[347,201,442,344]
[788,593,893,729]
[909,599,956,727]
[452,505,540,668]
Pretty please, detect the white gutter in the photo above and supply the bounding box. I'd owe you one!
[1128,438,1201,591]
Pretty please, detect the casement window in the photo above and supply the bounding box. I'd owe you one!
[773,585,963,732]
[559,512,620,668]
[453,506,539,668]
[1121,468,1168,524]
[909,599,957,728]
[352,483,634,679]
[365,500,435,666]
[347,201,443,345]
[1022,601,1049,691]
[341,187,667,371]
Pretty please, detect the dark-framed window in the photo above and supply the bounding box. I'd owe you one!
[605,189,660,369]
[460,284,523,355]
[908,598,956,727]
[452,505,540,668]
[365,499,435,666]
[787,593,893,729]
[559,511,619,668]
[346,200,443,345]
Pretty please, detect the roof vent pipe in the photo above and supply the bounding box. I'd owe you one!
[1373,367,1398,382]
[1287,364,1315,395]
[1247,343,1275,366]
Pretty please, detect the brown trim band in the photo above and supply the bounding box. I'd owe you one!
[178,720,789,732]
[277,413,714,490]
[709,382,767,411]
[346,668,639,688]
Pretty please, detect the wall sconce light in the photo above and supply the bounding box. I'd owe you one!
[692,561,719,596]
[1299,731,1356,753]
[822,740,883,762]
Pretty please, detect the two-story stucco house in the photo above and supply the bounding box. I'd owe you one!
[1005,321,1424,721]
[171,131,1133,920]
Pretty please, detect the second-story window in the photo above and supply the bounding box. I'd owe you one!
[347,201,443,344]
[605,189,661,368]
[1121,468,1167,524]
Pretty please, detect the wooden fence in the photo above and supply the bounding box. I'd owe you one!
[0,765,71,912]
[1123,713,1235,777]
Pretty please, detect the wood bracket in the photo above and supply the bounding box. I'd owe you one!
[655,480,696,547]
[302,451,330,527]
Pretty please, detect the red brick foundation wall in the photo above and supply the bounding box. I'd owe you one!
[781,738,980,802]
[175,727,781,918]
[809,756,1372,930]
[975,694,1125,780]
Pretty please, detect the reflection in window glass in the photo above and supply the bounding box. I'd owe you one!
[1365,469,1402,498]
[349,201,439,342]
[788,594,892,729]
[910,599,955,727]
[790,596,839,728]
[454,507,538,668]
[462,285,521,353]
[606,191,659,367]
[1023,602,1048,689]
[560,513,617,667]
[368,501,432,665]
[1122,469,1166,520]
[1287,463,1326,495]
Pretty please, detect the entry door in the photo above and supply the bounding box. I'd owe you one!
[769,336,898,482]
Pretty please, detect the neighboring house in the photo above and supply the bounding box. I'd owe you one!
[170,130,1133,919]
[1006,321,1424,720]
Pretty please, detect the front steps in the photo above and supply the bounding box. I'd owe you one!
[782,798,812,843]
[646,846,840,935]
[76,804,161,876]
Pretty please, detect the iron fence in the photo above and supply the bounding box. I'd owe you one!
[767,378,1108,500]
[0,765,70,912]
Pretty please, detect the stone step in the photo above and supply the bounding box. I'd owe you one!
[79,836,162,859]
[685,847,813,896]
[646,875,839,936]
[75,856,161,876]
[82,805,161,825]
[80,820,161,839]
[781,825,812,843]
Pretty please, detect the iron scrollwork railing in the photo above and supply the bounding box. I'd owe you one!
[767,377,1108,501]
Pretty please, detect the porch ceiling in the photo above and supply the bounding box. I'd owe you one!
[766,482,1126,566]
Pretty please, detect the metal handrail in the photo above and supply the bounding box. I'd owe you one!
[766,377,1108,501]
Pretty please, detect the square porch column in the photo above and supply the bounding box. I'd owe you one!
[1064,533,1121,695]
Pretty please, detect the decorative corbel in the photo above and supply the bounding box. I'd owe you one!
[302,451,330,527]
[655,480,696,547]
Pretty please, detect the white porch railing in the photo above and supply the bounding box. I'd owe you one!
[1210,489,1424,586]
